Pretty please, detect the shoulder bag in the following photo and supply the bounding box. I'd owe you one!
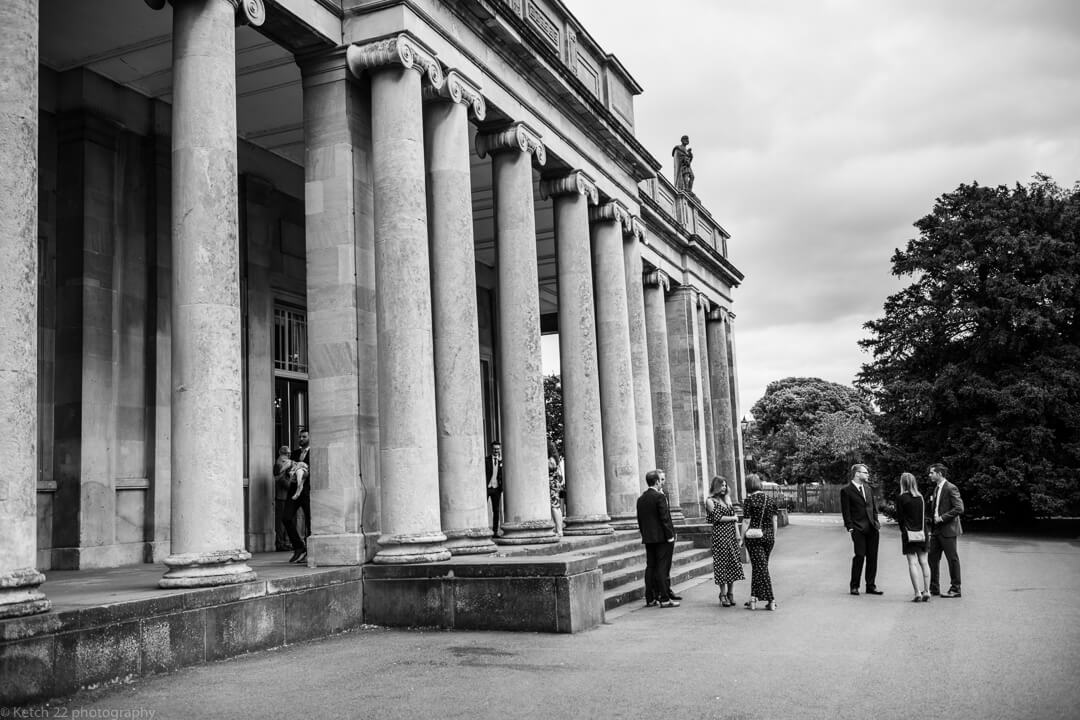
[744,495,766,539]
[907,495,926,542]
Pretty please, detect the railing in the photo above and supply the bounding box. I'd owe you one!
[775,484,844,514]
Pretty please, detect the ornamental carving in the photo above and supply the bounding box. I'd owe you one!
[589,200,629,227]
[697,293,712,313]
[643,270,670,292]
[539,170,598,205]
[346,34,444,90]
[707,307,731,324]
[423,70,486,120]
[566,27,579,73]
[630,217,647,242]
[475,122,546,165]
[144,0,263,26]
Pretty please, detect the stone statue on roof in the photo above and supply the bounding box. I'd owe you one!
[672,135,694,192]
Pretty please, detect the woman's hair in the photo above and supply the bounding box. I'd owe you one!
[900,472,921,497]
[277,445,291,457]
[709,475,728,497]
[746,473,763,493]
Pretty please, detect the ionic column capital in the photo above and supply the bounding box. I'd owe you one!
[475,122,546,165]
[346,33,444,89]
[707,306,731,323]
[144,0,265,26]
[626,216,647,242]
[697,292,712,313]
[589,199,629,227]
[539,170,598,204]
[643,269,670,292]
[423,69,486,120]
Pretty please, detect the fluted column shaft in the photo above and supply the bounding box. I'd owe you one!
[696,294,717,480]
[423,72,496,554]
[666,286,708,518]
[162,0,254,587]
[707,309,738,494]
[727,313,747,501]
[624,219,656,481]
[540,172,611,536]
[643,271,682,521]
[347,36,450,563]
[590,202,640,528]
[0,0,50,618]
[476,123,556,544]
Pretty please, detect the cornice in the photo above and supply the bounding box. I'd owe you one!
[639,197,744,289]
[539,170,599,205]
[475,122,546,165]
[346,32,444,89]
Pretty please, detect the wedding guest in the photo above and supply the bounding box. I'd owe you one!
[897,472,930,602]
[705,475,744,607]
[740,474,778,610]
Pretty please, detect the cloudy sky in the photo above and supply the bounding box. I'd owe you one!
[557,0,1080,415]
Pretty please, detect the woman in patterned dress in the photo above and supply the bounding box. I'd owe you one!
[740,474,779,610]
[705,475,744,607]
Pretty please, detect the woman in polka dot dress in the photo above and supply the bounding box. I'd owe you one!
[740,474,779,610]
[705,475,744,606]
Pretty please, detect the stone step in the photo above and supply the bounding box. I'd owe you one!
[494,530,641,558]
[603,554,715,611]
[594,540,698,576]
[601,546,712,592]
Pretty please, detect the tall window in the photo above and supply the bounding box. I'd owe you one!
[274,305,308,376]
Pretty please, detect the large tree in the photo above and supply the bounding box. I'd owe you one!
[858,175,1080,521]
[747,377,882,485]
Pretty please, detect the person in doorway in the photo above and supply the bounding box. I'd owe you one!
[927,463,964,598]
[486,441,504,535]
[273,445,294,551]
[740,473,778,610]
[636,469,678,608]
[897,472,931,602]
[285,429,311,563]
[840,463,882,595]
[705,475,744,607]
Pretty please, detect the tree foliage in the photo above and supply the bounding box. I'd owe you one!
[747,377,883,485]
[543,374,563,456]
[858,175,1080,521]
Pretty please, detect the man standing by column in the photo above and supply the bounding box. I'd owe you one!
[637,470,678,608]
[840,464,882,595]
[486,441,504,536]
[289,429,312,551]
[928,463,964,598]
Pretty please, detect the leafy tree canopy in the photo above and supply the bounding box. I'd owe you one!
[544,374,563,457]
[858,175,1080,521]
[747,377,883,485]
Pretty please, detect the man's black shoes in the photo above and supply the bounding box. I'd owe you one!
[865,587,884,595]
[850,588,860,595]
[942,588,962,598]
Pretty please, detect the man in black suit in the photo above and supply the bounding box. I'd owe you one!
[285,428,312,563]
[928,463,964,598]
[485,441,503,535]
[840,463,882,595]
[636,469,678,608]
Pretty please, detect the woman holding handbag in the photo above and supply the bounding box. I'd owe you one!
[897,472,930,602]
[740,474,779,611]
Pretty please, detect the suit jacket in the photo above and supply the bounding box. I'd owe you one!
[485,455,503,492]
[291,445,310,464]
[636,487,675,544]
[929,480,964,537]
[840,481,880,532]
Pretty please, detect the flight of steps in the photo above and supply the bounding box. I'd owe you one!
[497,528,714,611]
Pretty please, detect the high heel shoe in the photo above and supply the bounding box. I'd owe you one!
[921,592,930,602]
[765,600,777,611]
[720,593,731,607]
[744,596,757,610]
[912,595,922,603]
[726,592,735,607]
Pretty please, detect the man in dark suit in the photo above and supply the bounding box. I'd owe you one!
[840,463,882,595]
[928,463,964,598]
[285,428,312,563]
[636,469,678,608]
[485,441,503,535]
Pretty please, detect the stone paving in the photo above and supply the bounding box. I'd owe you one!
[18,515,1080,720]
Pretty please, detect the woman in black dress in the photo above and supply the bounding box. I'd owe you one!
[740,474,778,611]
[705,475,744,606]
[897,472,930,602]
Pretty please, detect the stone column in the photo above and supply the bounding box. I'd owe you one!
[539,171,611,536]
[665,285,708,518]
[161,0,254,587]
[624,217,656,481]
[696,293,717,480]
[643,270,682,522]
[475,122,556,545]
[299,50,369,565]
[0,0,49,618]
[423,71,496,554]
[728,312,748,501]
[707,307,738,495]
[347,34,450,563]
[589,201,640,528]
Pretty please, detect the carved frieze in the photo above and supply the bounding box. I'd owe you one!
[475,122,546,165]
[346,33,444,90]
[423,70,486,121]
[589,200,629,227]
[527,1,560,49]
[566,27,579,73]
[539,170,598,204]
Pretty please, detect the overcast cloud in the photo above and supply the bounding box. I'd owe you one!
[565,0,1080,414]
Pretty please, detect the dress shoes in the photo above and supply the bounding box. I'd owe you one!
[288,551,303,563]
[849,588,860,595]
[942,588,962,598]
[658,599,680,608]
[645,599,658,607]
[865,587,884,595]
[668,593,683,601]
[292,551,307,564]
[930,589,941,596]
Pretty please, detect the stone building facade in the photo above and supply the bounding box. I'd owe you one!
[0,0,744,619]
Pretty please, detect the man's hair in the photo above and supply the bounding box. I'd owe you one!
[928,463,948,478]
[645,470,662,487]
[849,463,868,481]
[490,440,501,448]
[746,473,763,493]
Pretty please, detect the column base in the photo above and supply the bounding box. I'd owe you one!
[0,568,51,619]
[308,533,368,566]
[373,531,451,564]
[444,527,498,555]
[563,514,614,536]
[159,549,257,588]
[496,519,558,545]
[608,513,639,531]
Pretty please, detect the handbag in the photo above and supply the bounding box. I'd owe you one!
[744,495,767,539]
[907,495,926,542]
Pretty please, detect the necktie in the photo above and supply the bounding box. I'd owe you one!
[859,484,865,500]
